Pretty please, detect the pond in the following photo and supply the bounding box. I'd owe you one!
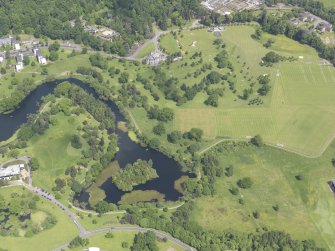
[0,78,188,204]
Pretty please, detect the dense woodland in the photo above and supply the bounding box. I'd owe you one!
[0,0,202,55]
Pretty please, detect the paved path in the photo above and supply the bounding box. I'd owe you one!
[52,226,195,251]
[23,184,87,235]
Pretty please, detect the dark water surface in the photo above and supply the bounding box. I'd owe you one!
[0,78,186,204]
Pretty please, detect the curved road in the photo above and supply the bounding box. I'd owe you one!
[52,226,195,251]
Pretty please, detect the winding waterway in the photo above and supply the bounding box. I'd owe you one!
[0,78,187,204]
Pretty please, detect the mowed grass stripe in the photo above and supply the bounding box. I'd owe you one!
[214,108,278,140]
[175,109,217,139]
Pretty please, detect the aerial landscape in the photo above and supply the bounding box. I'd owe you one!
[0,0,335,250]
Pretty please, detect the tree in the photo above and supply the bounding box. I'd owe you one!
[112,159,158,191]
[251,134,263,147]
[118,72,129,83]
[225,165,234,177]
[71,135,82,149]
[23,56,30,66]
[48,42,60,52]
[69,236,89,248]
[167,130,182,144]
[131,231,159,251]
[184,128,203,141]
[237,177,253,189]
[49,51,59,61]
[29,157,40,171]
[153,123,166,135]
[331,158,335,167]
[41,67,48,75]
[95,201,116,214]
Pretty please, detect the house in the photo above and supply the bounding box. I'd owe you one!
[84,25,99,34]
[15,53,24,72]
[146,51,166,65]
[33,48,47,65]
[13,42,21,51]
[0,56,4,63]
[0,164,22,179]
[0,36,13,46]
[317,22,333,33]
[328,180,335,194]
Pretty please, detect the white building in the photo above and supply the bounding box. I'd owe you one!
[14,43,21,51]
[146,51,166,65]
[0,56,4,63]
[0,164,23,179]
[88,248,100,251]
[15,64,23,72]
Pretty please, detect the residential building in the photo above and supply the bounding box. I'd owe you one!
[0,36,13,46]
[15,53,24,72]
[33,48,47,65]
[317,22,333,33]
[13,42,21,51]
[0,164,24,179]
[146,51,166,65]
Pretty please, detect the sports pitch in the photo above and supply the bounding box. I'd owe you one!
[171,26,335,157]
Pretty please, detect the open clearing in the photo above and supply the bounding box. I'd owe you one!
[191,142,335,250]
[167,26,335,157]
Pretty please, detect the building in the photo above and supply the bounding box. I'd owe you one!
[13,42,21,51]
[84,25,99,34]
[0,36,13,46]
[15,53,24,72]
[0,56,4,63]
[33,48,47,65]
[0,164,24,179]
[317,22,333,33]
[88,248,100,251]
[146,51,166,65]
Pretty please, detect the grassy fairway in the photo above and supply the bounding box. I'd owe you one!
[0,186,78,251]
[68,231,185,251]
[159,33,181,54]
[155,25,335,157]
[191,142,335,250]
[25,113,90,192]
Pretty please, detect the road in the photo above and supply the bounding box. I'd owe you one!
[52,226,195,251]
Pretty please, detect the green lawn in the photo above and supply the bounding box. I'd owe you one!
[135,42,155,59]
[158,26,335,157]
[0,186,78,251]
[159,33,181,54]
[320,0,335,7]
[191,142,335,250]
[67,231,185,251]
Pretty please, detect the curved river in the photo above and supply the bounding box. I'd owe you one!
[0,78,187,204]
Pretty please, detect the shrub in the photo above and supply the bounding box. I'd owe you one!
[237,177,253,189]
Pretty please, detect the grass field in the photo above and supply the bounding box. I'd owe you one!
[68,231,185,251]
[135,42,155,59]
[191,142,335,250]
[159,26,335,157]
[0,186,78,251]
[159,33,181,54]
[320,0,335,7]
